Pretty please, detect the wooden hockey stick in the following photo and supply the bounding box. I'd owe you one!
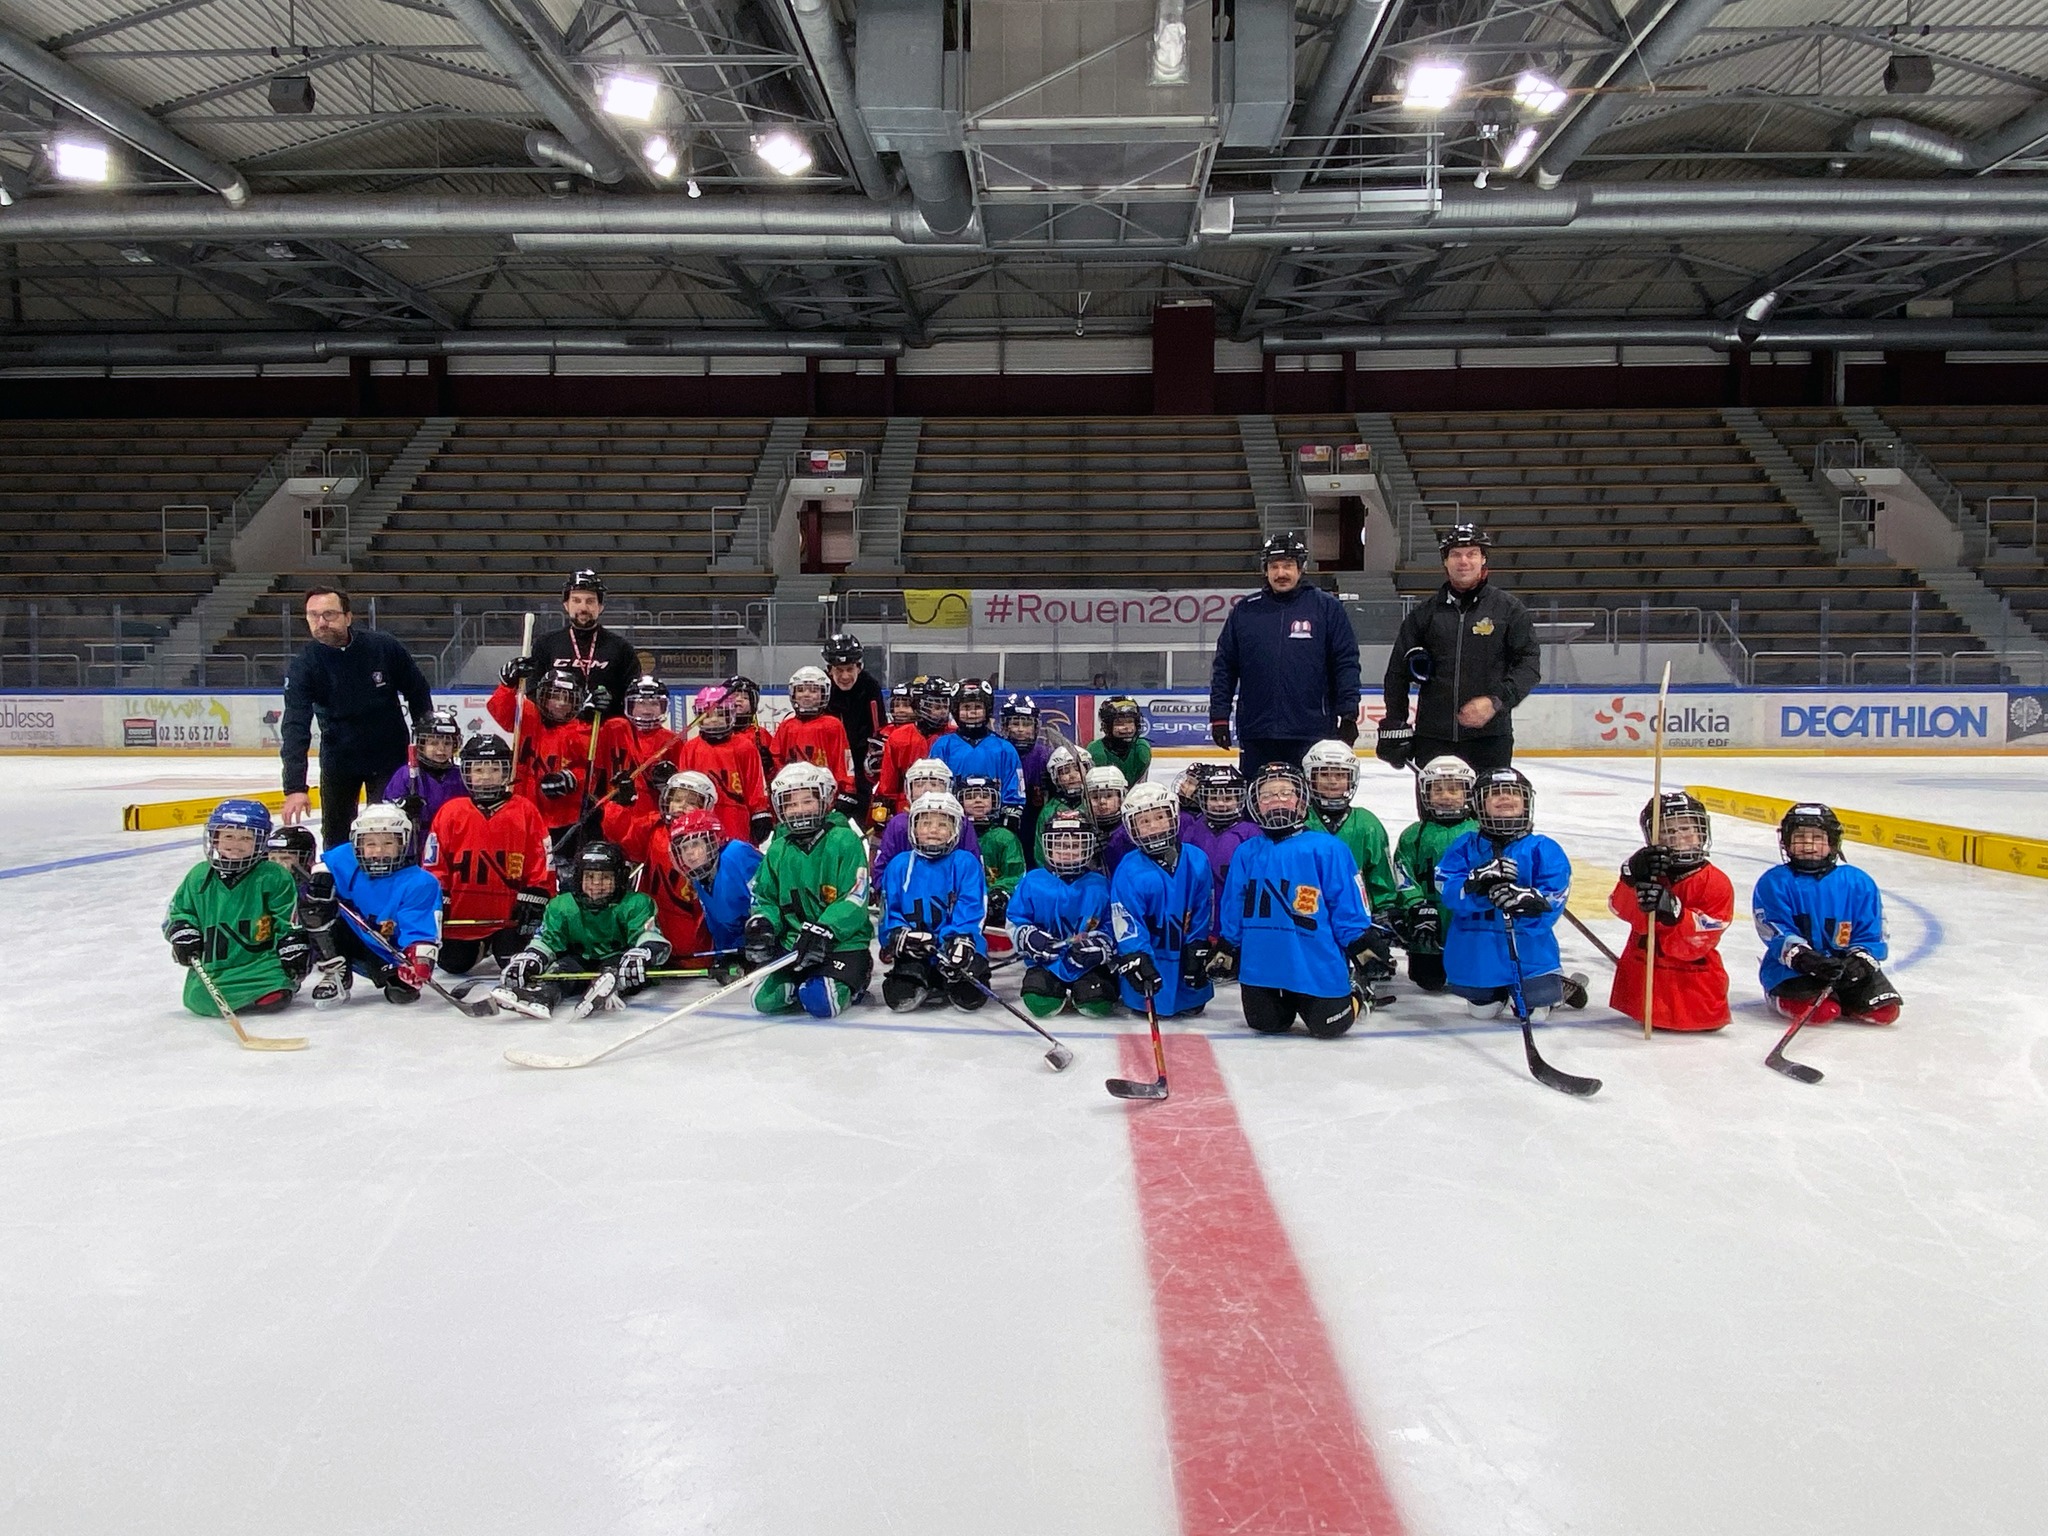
[1641,659,1672,1041]
[504,952,799,1071]
[190,959,307,1051]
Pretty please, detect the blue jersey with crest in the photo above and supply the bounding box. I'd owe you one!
[1752,860,1887,992]
[1007,867,1112,984]
[879,846,989,951]
[1109,844,1214,1015]
[1218,827,1372,997]
[1435,830,1569,987]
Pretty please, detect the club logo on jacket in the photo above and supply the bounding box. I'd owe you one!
[1471,619,1495,636]
[1291,884,1321,916]
[1289,619,1314,639]
[372,670,387,686]
[504,852,525,880]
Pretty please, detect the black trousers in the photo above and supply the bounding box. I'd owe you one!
[883,953,990,1010]
[317,758,402,852]
[1411,733,1514,773]
[439,928,527,975]
[1242,984,1358,1039]
[1239,736,1322,777]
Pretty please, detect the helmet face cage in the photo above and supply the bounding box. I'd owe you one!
[957,776,999,827]
[1000,694,1038,745]
[1301,742,1357,814]
[1417,756,1476,825]
[574,841,627,909]
[1249,764,1310,833]
[772,765,832,839]
[1642,793,1712,872]
[1099,697,1141,741]
[953,679,994,726]
[205,798,273,878]
[1202,767,1248,827]
[1047,747,1087,798]
[727,678,759,723]
[459,735,514,803]
[416,708,462,764]
[905,757,953,804]
[265,824,317,876]
[662,770,717,819]
[351,805,414,876]
[669,811,724,879]
[1176,766,1201,808]
[538,669,581,724]
[1474,770,1535,843]
[692,685,733,741]
[1121,785,1180,862]
[915,676,953,727]
[889,683,916,722]
[1040,812,1098,876]
[789,666,830,718]
[1779,803,1843,874]
[1084,768,1125,824]
[908,791,963,856]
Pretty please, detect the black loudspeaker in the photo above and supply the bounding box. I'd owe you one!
[267,75,316,114]
[1884,54,1933,94]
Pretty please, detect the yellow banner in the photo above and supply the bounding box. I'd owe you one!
[123,787,321,833]
[898,589,973,628]
[1688,783,2048,879]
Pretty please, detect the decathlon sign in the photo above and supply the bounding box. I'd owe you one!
[1775,696,1992,743]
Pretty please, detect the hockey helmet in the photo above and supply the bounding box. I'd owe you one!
[1643,791,1712,873]
[1778,802,1844,874]
[459,733,515,806]
[1040,808,1098,877]
[904,756,954,803]
[691,683,734,742]
[952,677,995,736]
[414,705,462,764]
[913,674,954,729]
[956,774,1001,829]
[1260,530,1309,571]
[562,567,607,604]
[1200,764,1249,829]
[726,677,760,721]
[1301,739,1359,816]
[1121,783,1181,863]
[1046,743,1089,801]
[668,808,725,879]
[1098,695,1143,742]
[1084,765,1127,823]
[1416,755,1476,825]
[822,632,863,668]
[888,680,916,722]
[999,693,1039,746]
[265,823,318,877]
[661,769,718,819]
[536,663,583,725]
[1249,761,1310,834]
[573,839,628,910]
[623,675,669,729]
[789,665,831,719]
[205,797,273,878]
[1438,522,1492,557]
[908,790,965,857]
[1473,767,1535,843]
[770,760,835,841]
[351,802,415,876]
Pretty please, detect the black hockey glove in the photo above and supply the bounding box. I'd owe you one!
[499,654,537,689]
[1336,713,1360,747]
[167,921,204,968]
[1635,880,1681,924]
[1408,905,1443,950]
[792,921,835,977]
[1111,949,1162,998]
[999,804,1024,835]
[1205,940,1239,980]
[300,869,339,931]
[1787,944,1847,983]
[1374,722,1414,770]
[1209,719,1233,751]
[275,929,314,980]
[1070,931,1114,971]
[1620,846,1674,885]
[863,738,887,779]
[512,886,550,938]
[584,685,612,717]
[539,769,576,798]
[1491,885,1551,920]
[1837,949,1880,991]
[1347,926,1395,968]
[893,928,935,963]
[500,949,544,990]
[985,889,1010,927]
[644,759,675,795]
[1180,942,1217,991]
[1463,855,1517,899]
[835,792,862,819]
[398,793,426,827]
[748,812,774,845]
[937,934,977,980]
[611,773,635,808]
[743,914,780,969]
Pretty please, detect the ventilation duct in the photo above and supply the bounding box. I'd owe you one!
[440,0,633,185]
[1262,319,2048,353]
[1846,99,2048,172]
[0,330,905,366]
[525,131,602,179]
[786,0,896,199]
[855,0,975,235]
[1274,0,1399,192]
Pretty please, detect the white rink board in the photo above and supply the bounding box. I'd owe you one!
[2,753,2047,1536]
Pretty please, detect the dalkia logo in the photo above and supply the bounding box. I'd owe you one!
[1594,698,1734,742]
[1594,697,1647,742]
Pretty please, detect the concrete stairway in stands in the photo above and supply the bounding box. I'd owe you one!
[342,417,459,554]
[1722,406,1871,557]
[850,416,919,573]
[1236,414,1296,535]
[715,416,808,574]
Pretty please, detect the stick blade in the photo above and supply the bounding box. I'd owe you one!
[1533,1062,1602,1097]
[1044,1044,1075,1072]
[238,1034,308,1051]
[1105,1075,1169,1101]
[1767,1052,1825,1084]
[503,1048,592,1071]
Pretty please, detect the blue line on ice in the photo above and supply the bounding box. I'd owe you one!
[0,839,191,881]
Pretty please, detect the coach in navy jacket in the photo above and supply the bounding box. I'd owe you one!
[279,586,434,850]
[1208,535,1361,775]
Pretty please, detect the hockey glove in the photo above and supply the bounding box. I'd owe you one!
[863,739,887,780]
[1015,926,1061,965]
[584,686,613,717]
[1205,940,1239,980]
[835,792,862,819]
[1463,856,1517,898]
[300,869,339,931]
[1336,713,1360,747]
[398,794,426,827]
[1374,722,1414,770]
[985,889,1010,927]
[999,804,1024,835]
[1787,943,1847,983]
[167,921,205,968]
[611,773,635,808]
[1209,719,1233,751]
[617,946,652,989]
[644,759,675,794]
[1111,949,1162,998]
[275,928,314,980]
[1635,880,1682,924]
[1491,885,1552,920]
[499,654,537,689]
[937,934,978,980]
[539,770,577,798]
[868,801,891,830]
[749,812,774,845]
[1407,905,1443,951]
[793,921,836,976]
[1347,926,1397,986]
[1620,845,1674,885]
[1837,949,1881,991]
[1180,942,1217,991]
[500,949,544,990]
[388,942,436,1003]
[743,915,780,969]
[512,887,550,938]
[1069,931,1114,971]
[893,928,935,963]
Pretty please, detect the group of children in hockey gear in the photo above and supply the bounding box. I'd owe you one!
[165,631,1903,1045]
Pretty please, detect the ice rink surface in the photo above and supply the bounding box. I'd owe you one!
[4,751,2047,1536]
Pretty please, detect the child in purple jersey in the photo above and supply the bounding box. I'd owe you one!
[382,706,468,840]
[1179,764,1257,935]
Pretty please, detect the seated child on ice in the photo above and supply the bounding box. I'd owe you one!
[871,757,980,890]
[1436,768,1588,1021]
[1753,803,1902,1026]
[669,808,766,983]
[301,802,443,1007]
[1302,739,1399,919]
[878,791,991,1012]
[1608,791,1734,1032]
[424,734,555,975]
[1084,765,1135,875]
[1108,783,1214,1018]
[163,799,309,1017]
[1007,809,1117,1018]
[745,763,875,1018]
[1389,757,1476,993]
[493,839,670,1019]
[957,773,1024,940]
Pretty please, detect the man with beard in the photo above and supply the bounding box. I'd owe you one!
[530,568,638,720]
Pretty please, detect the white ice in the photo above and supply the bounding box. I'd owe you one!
[2,751,2047,1536]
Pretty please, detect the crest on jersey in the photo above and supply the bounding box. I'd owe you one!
[505,852,524,880]
[821,884,839,903]
[1288,619,1314,639]
[422,833,440,863]
[1696,913,1726,932]
[1472,618,1495,636]
[1291,884,1322,917]
[1111,903,1140,944]
[253,914,274,944]
[1833,919,1853,948]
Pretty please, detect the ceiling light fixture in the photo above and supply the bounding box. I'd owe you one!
[50,138,110,183]
[753,129,814,177]
[1402,60,1466,114]
[641,134,680,180]
[1500,125,1541,171]
[600,74,660,122]
[1512,72,1568,116]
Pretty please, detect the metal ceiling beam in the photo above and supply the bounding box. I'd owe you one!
[1529,0,1733,188]
[1264,319,2048,351]
[439,0,635,183]
[1275,0,1405,194]
[47,0,228,53]
[0,329,905,363]
[298,239,461,329]
[0,17,248,203]
[785,0,893,199]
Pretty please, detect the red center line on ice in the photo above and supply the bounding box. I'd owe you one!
[1119,1031,1407,1536]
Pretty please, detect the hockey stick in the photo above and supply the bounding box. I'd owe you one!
[1106,993,1170,1101]
[1641,659,1672,1041]
[507,611,536,786]
[190,959,307,1051]
[332,893,502,1018]
[505,951,799,1070]
[1501,912,1602,1098]
[535,967,710,982]
[960,973,1075,1071]
[1562,906,1624,967]
[1764,984,1832,1084]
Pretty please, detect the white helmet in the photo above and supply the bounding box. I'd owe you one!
[771,760,837,839]
[905,756,954,800]
[1120,782,1180,862]
[908,790,964,856]
[1084,765,1126,819]
[788,664,830,718]
[661,769,719,818]
[1417,755,1477,825]
[351,802,415,875]
[1301,739,1359,814]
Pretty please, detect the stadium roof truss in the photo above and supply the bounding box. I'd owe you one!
[0,0,2039,354]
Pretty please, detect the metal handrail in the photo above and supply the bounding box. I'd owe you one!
[303,502,350,562]
[1746,649,1849,686]
[851,501,903,568]
[0,650,82,685]
[160,503,214,566]
[1259,499,1311,545]
[1837,494,1879,555]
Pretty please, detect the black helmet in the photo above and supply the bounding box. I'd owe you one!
[1438,522,1492,556]
[914,674,953,728]
[1778,802,1844,874]
[459,733,516,806]
[573,840,629,910]
[1473,766,1534,843]
[1260,530,1309,570]
[563,567,606,602]
[1248,761,1310,834]
[1642,791,1712,873]
[265,824,318,871]
[822,632,862,667]
[1098,695,1142,738]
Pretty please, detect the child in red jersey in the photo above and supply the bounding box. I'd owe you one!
[775,665,856,814]
[424,734,557,974]
[1608,791,1734,1032]
[674,682,771,845]
[489,657,596,854]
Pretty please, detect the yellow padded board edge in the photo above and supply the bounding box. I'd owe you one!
[1687,784,2048,881]
[123,787,321,833]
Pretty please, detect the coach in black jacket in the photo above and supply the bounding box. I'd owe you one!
[1209,532,1362,774]
[1377,525,1539,773]
[531,568,640,719]
[279,586,435,849]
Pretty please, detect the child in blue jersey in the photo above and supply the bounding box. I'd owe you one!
[1436,768,1588,1021]
[1108,783,1214,1016]
[300,801,443,1007]
[928,678,1026,827]
[1181,764,1257,929]
[1211,763,1388,1038]
[670,808,766,983]
[871,756,981,890]
[1753,802,1902,1024]
[1008,808,1117,1019]
[878,791,991,1011]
